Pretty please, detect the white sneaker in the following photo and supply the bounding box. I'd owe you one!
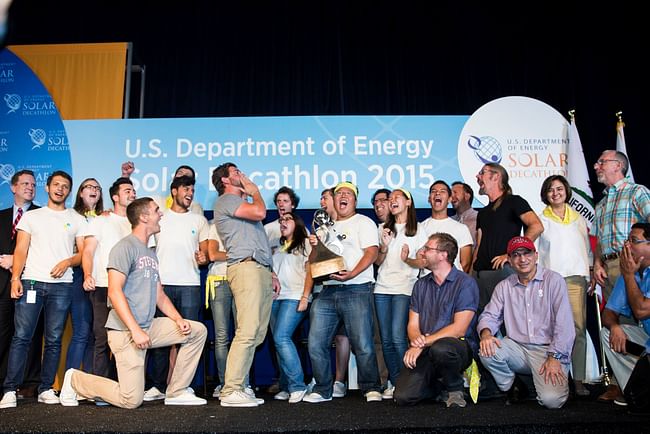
[365,390,382,402]
[0,391,17,409]
[303,392,332,403]
[382,386,394,400]
[38,389,60,404]
[165,390,207,406]
[212,385,222,399]
[332,381,347,398]
[289,389,307,404]
[143,386,165,402]
[274,391,289,401]
[59,369,79,407]
[220,390,259,408]
[244,386,264,405]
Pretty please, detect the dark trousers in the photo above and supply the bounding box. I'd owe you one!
[394,337,471,406]
[0,296,43,388]
[89,287,115,379]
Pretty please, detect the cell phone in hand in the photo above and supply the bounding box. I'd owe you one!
[625,340,646,357]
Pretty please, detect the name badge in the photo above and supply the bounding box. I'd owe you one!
[26,290,37,304]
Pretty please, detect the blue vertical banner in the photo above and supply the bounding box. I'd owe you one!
[0,48,72,208]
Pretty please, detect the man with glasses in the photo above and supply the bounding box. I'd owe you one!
[477,236,574,409]
[591,150,650,402]
[592,151,650,301]
[599,223,650,406]
[393,233,479,408]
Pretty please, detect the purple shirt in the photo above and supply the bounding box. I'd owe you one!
[477,266,575,361]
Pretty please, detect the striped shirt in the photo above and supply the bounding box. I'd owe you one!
[592,178,650,255]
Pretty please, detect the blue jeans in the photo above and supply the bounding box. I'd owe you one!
[208,280,249,386]
[3,280,72,393]
[308,283,380,397]
[374,293,410,382]
[270,299,307,393]
[149,285,201,391]
[65,267,94,371]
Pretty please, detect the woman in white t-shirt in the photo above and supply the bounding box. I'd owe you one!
[270,212,313,403]
[537,175,592,396]
[374,188,427,398]
[66,178,104,371]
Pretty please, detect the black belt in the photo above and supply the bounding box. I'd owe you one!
[601,251,620,262]
[236,256,270,269]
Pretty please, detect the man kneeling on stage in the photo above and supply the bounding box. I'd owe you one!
[59,198,207,408]
[393,233,479,408]
[478,236,574,409]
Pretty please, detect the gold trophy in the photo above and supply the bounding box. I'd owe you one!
[310,209,346,278]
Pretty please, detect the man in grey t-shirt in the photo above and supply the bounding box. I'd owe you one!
[212,162,280,408]
[58,198,207,409]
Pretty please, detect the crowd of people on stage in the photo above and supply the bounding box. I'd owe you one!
[1,149,649,414]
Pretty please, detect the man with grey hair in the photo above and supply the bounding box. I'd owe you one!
[591,150,650,402]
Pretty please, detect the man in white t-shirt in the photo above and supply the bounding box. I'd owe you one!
[145,175,209,400]
[81,177,135,379]
[0,171,87,409]
[305,182,383,403]
[421,181,473,273]
[264,186,300,253]
[121,162,204,216]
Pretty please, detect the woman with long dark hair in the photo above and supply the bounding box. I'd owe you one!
[270,211,313,403]
[66,178,103,371]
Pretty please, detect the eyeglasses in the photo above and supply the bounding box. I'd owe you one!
[595,159,619,166]
[373,198,388,205]
[422,245,443,253]
[82,185,101,192]
[627,237,650,245]
[509,250,534,259]
[279,216,294,222]
[478,169,497,176]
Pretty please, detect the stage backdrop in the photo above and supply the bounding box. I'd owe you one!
[61,96,568,213]
[3,86,570,213]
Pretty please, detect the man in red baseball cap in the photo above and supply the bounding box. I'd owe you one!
[477,236,575,409]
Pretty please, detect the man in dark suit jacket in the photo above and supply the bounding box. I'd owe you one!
[0,170,42,396]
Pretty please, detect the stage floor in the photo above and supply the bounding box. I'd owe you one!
[0,389,641,434]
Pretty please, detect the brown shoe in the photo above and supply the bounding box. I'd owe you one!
[597,384,623,402]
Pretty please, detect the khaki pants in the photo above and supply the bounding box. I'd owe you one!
[602,258,621,302]
[565,276,587,381]
[70,318,207,409]
[222,261,273,396]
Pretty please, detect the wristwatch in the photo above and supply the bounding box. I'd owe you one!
[547,352,562,360]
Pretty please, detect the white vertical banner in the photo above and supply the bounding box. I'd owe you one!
[566,114,595,229]
[616,116,634,182]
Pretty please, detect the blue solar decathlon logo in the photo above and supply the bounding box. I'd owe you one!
[467,135,502,164]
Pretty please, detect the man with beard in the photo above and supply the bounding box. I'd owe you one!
[0,171,87,408]
[473,163,543,310]
[422,181,473,273]
[451,182,478,246]
[211,163,280,407]
[305,181,383,403]
[144,175,209,401]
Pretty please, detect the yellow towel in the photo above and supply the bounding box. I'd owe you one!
[465,359,481,404]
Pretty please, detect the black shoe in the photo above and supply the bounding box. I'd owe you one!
[505,376,529,406]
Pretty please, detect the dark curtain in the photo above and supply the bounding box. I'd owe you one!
[6,1,648,191]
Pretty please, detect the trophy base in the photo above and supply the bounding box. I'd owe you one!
[310,257,346,279]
